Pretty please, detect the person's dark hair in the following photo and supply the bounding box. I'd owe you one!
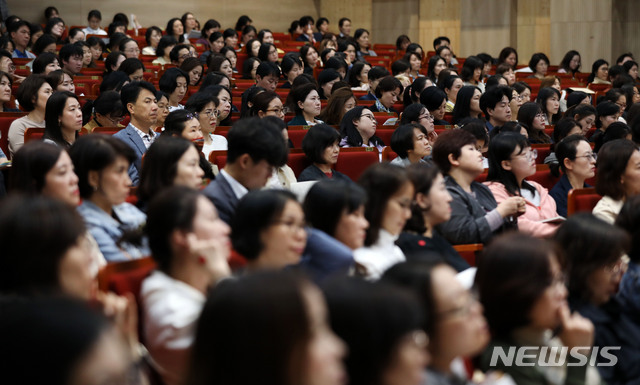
[249,91,278,116]
[551,134,590,178]
[156,36,178,58]
[480,85,512,117]
[595,101,620,129]
[16,74,52,112]
[318,87,354,125]
[169,44,190,64]
[44,17,65,39]
[257,43,276,63]
[108,32,126,52]
[82,90,123,124]
[390,60,410,76]
[201,20,221,40]
[44,6,59,19]
[138,137,198,204]
[368,66,390,84]
[244,38,260,58]
[187,271,314,385]
[486,132,535,196]
[399,103,426,126]
[451,85,481,124]
[31,33,57,56]
[405,43,423,55]
[31,52,58,74]
[118,58,145,78]
[358,163,410,246]
[255,61,281,79]
[304,179,366,237]
[559,50,581,74]
[528,52,550,72]
[9,141,63,194]
[231,190,297,260]
[426,55,445,81]
[596,139,639,199]
[603,87,626,107]
[256,29,272,43]
[403,77,430,107]
[226,117,287,166]
[570,103,597,125]
[485,75,505,89]
[165,18,185,43]
[107,23,126,40]
[240,85,265,118]
[432,129,477,174]
[587,59,609,83]
[180,57,203,83]
[103,51,126,75]
[199,72,229,91]
[185,90,217,114]
[289,83,318,115]
[323,277,424,385]
[460,56,483,83]
[438,74,460,94]
[281,53,302,77]
[402,162,445,234]
[318,68,341,99]
[67,28,84,43]
[69,134,136,199]
[339,106,384,148]
[223,28,238,43]
[315,17,329,32]
[391,123,427,159]
[616,53,634,65]
[120,81,157,116]
[302,123,341,164]
[419,85,446,112]
[325,56,348,76]
[490,121,524,140]
[43,91,80,147]
[242,25,257,41]
[242,57,261,80]
[112,13,129,26]
[615,195,640,263]
[207,54,232,75]
[234,15,252,31]
[0,195,85,295]
[476,233,555,338]
[552,117,580,147]
[59,43,83,65]
[536,87,562,124]
[600,122,631,152]
[143,26,162,46]
[555,213,629,300]
[146,186,201,272]
[99,70,129,93]
[162,109,196,137]
[117,38,137,54]
[512,81,531,96]
[347,62,367,87]
[159,67,189,95]
[460,118,489,145]
[395,34,411,51]
[0,296,113,385]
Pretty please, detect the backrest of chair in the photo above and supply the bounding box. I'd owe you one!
[287,152,312,177]
[97,257,157,293]
[24,127,45,143]
[334,148,379,181]
[567,187,601,216]
[527,168,559,191]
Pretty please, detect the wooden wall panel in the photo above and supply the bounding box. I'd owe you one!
[371,0,419,45]
[459,0,512,59]
[319,0,373,37]
[612,1,640,65]
[515,0,551,66]
[418,0,460,54]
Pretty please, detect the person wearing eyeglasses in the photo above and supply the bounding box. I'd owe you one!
[485,132,560,237]
[82,91,125,133]
[339,106,385,152]
[549,135,596,218]
[518,102,552,144]
[185,91,227,160]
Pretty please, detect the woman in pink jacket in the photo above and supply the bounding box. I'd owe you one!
[484,132,560,237]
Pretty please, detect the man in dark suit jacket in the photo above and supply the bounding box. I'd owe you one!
[113,81,159,186]
[203,117,288,224]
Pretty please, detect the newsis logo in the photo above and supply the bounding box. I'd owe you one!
[489,346,620,367]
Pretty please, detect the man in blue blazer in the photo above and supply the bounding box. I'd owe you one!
[203,117,288,224]
[113,81,160,186]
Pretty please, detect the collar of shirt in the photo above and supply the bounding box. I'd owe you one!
[130,122,155,149]
[220,169,248,200]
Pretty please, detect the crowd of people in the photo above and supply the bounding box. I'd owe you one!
[2,6,640,385]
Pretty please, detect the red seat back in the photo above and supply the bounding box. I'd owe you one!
[527,168,559,191]
[334,148,380,181]
[567,187,601,216]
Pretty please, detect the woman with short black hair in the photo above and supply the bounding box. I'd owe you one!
[299,124,350,182]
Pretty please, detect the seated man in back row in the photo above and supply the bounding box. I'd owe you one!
[203,117,288,224]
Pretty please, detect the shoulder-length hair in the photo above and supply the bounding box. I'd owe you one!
[596,139,639,200]
[304,179,367,237]
[339,106,384,148]
[486,132,535,196]
[44,91,81,148]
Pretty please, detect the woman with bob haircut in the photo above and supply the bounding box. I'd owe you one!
[323,277,427,385]
[555,213,640,384]
[160,67,190,112]
[370,75,403,113]
[420,86,449,125]
[558,50,582,76]
[440,75,464,112]
[382,259,487,383]
[477,232,598,384]
[43,91,83,149]
[180,57,204,86]
[431,129,523,245]
[403,77,432,107]
[165,18,185,43]
[587,59,611,85]
[427,55,447,83]
[280,53,303,87]
[593,139,640,223]
[497,47,518,68]
[250,91,285,120]
[518,101,552,144]
[354,163,413,280]
[590,101,620,150]
[82,91,125,133]
[287,83,323,126]
[403,51,423,81]
[185,91,227,157]
[460,56,484,90]
[304,179,369,251]
[142,26,162,55]
[318,87,356,126]
[549,134,596,217]
[299,123,350,182]
[70,134,149,262]
[348,61,372,90]
[396,164,469,271]
[485,132,560,237]
[451,85,482,124]
[399,103,436,142]
[536,87,562,125]
[242,57,261,80]
[339,105,385,152]
[153,36,178,66]
[231,190,307,270]
[138,136,205,208]
[354,28,377,59]
[188,271,346,385]
[141,186,231,385]
[528,52,550,79]
[390,123,431,166]
[31,52,61,75]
